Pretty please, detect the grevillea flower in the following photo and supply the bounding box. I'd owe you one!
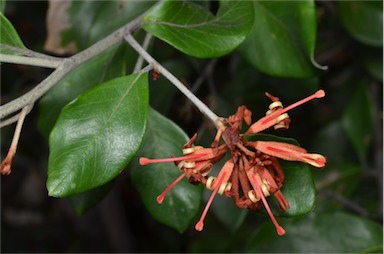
[139,90,326,235]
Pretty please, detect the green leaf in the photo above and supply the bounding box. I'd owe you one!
[130,108,203,233]
[37,44,128,138]
[313,162,361,212]
[245,212,383,253]
[338,1,383,47]
[245,134,316,216]
[142,0,254,58]
[312,120,351,162]
[342,82,374,161]
[68,180,115,215]
[0,12,25,54]
[62,1,155,50]
[237,0,326,78]
[47,73,149,197]
[244,133,299,145]
[274,161,316,216]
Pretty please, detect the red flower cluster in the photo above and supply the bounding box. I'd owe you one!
[140,90,326,235]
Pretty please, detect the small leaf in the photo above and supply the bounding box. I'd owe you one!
[142,0,254,58]
[47,73,149,197]
[338,1,383,47]
[0,13,25,54]
[342,82,374,161]
[244,133,299,145]
[38,44,128,138]
[131,108,203,233]
[245,212,383,253]
[238,0,326,78]
[245,134,316,216]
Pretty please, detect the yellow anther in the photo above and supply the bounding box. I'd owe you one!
[206,176,215,190]
[225,182,232,193]
[274,113,290,130]
[261,178,271,196]
[248,190,259,203]
[218,183,227,195]
[261,184,271,197]
[182,147,195,155]
[184,161,196,168]
[177,161,185,169]
[275,113,290,123]
[268,101,283,111]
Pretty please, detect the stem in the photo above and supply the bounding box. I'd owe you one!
[320,191,370,217]
[1,104,31,175]
[0,54,62,68]
[133,33,153,72]
[0,104,33,128]
[124,33,220,127]
[0,19,143,120]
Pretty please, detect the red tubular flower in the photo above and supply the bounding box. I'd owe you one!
[243,90,325,136]
[195,159,234,231]
[139,89,327,235]
[139,134,228,204]
[246,141,326,168]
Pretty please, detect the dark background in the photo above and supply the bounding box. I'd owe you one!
[1,1,382,252]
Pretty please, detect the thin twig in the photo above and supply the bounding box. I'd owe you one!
[0,0,163,120]
[320,191,370,217]
[190,58,218,94]
[0,16,144,120]
[124,33,221,128]
[0,43,62,60]
[0,104,32,175]
[0,54,62,68]
[0,104,34,128]
[133,33,153,72]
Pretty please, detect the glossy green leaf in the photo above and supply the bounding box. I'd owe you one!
[274,161,316,216]
[131,108,203,233]
[142,0,254,58]
[238,0,325,78]
[38,44,128,138]
[338,1,383,47]
[0,12,25,54]
[245,134,316,216]
[210,194,248,232]
[342,82,374,161]
[62,1,155,50]
[68,180,115,215]
[47,73,149,197]
[245,212,383,253]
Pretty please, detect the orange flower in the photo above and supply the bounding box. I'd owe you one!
[140,90,327,235]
